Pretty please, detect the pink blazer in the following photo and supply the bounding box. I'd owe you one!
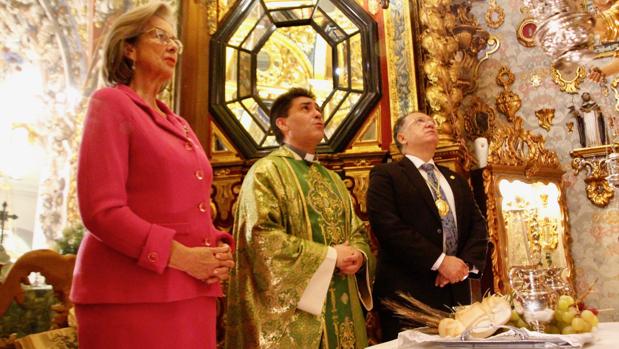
[71,85,234,304]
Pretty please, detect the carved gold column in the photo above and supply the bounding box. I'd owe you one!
[419,1,495,173]
[419,0,461,144]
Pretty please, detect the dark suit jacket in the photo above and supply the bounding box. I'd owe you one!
[367,157,488,338]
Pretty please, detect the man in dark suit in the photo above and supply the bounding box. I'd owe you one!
[367,112,488,341]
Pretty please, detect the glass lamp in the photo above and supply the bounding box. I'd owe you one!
[523,0,595,68]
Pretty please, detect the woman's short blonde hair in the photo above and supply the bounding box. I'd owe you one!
[102,2,175,86]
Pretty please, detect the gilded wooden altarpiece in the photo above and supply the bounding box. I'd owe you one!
[483,68,576,296]
[181,0,392,235]
[178,0,499,345]
[180,0,499,235]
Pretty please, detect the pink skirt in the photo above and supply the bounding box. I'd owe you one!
[75,297,216,349]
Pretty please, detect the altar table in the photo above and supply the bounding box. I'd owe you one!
[366,322,619,349]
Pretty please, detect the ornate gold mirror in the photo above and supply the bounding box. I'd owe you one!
[485,165,576,295]
[499,178,567,266]
[483,118,576,295]
[210,0,381,158]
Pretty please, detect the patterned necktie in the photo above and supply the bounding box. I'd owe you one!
[420,163,458,255]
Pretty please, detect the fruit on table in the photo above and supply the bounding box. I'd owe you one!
[510,293,600,334]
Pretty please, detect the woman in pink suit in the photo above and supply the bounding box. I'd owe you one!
[71,3,235,348]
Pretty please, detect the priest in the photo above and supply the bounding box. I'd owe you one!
[225,87,375,349]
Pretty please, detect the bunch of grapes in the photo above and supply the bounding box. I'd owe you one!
[550,295,599,334]
[507,295,599,334]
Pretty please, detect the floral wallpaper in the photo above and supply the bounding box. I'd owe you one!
[468,0,619,321]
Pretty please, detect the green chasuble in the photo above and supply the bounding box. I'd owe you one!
[225,146,375,349]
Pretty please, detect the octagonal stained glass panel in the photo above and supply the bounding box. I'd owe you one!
[210,0,380,158]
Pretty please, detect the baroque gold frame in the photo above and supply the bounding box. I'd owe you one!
[485,66,574,295]
[483,165,576,295]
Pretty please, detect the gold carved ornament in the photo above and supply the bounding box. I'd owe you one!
[483,69,575,295]
[488,118,560,176]
[419,0,497,174]
[482,169,507,293]
[485,0,505,29]
[516,17,537,47]
[495,67,521,123]
[203,0,233,35]
[420,1,493,145]
[420,1,462,144]
[570,149,615,207]
[211,167,243,231]
[610,77,619,113]
[535,108,555,132]
[343,167,372,215]
[550,65,586,94]
[490,67,560,177]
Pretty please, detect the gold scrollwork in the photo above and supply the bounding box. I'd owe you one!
[495,66,521,122]
[535,108,555,132]
[482,169,506,293]
[610,77,619,112]
[488,117,561,176]
[485,0,505,29]
[496,65,515,87]
[490,68,560,177]
[343,169,370,214]
[420,0,493,147]
[571,155,615,207]
[204,0,218,35]
[212,174,242,229]
[551,66,586,94]
[585,178,615,207]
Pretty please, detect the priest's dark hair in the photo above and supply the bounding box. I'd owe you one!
[269,87,316,144]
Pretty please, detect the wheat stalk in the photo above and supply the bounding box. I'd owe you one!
[396,291,452,319]
[381,298,442,327]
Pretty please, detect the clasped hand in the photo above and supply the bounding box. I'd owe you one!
[169,241,235,284]
[334,241,364,275]
[435,255,469,288]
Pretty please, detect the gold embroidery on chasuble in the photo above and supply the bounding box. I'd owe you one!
[306,165,347,245]
[226,147,373,349]
[339,317,356,349]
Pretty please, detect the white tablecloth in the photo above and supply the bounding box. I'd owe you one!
[366,322,619,349]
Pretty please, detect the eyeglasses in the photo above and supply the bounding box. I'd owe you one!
[141,27,183,54]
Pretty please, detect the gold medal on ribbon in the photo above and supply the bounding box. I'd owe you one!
[435,198,450,217]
